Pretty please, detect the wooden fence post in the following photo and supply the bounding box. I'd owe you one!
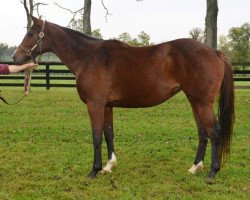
[45,64,50,90]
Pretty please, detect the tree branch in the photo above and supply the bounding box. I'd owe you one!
[54,2,84,27]
[34,2,48,18]
[100,0,112,22]
[21,0,32,29]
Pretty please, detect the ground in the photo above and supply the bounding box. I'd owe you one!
[0,88,249,199]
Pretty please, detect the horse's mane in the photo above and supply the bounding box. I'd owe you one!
[59,26,103,41]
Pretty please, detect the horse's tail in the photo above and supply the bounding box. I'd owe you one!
[216,50,235,164]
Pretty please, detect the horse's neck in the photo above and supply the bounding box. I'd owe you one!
[49,25,99,74]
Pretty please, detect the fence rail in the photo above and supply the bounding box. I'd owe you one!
[1,62,250,90]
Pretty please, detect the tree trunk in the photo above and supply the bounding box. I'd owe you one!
[204,0,218,49]
[82,0,92,35]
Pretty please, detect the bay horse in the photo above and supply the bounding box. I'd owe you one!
[13,16,234,179]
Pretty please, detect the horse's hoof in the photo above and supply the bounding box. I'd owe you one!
[205,177,215,184]
[101,153,117,175]
[88,170,98,178]
[101,168,112,175]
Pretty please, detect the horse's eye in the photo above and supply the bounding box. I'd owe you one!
[28,31,34,37]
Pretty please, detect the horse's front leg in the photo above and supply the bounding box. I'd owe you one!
[87,102,105,178]
[101,107,117,174]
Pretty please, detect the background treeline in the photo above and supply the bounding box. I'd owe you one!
[189,23,250,63]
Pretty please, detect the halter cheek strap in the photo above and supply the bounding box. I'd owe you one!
[18,20,46,62]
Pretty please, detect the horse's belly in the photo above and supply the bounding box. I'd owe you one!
[108,85,181,108]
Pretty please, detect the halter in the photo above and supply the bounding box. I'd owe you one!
[18,20,46,63]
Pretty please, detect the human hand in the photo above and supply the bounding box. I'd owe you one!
[25,62,38,70]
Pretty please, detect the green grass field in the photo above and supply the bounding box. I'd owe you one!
[0,88,249,199]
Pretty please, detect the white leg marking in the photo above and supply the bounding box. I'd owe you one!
[101,152,117,174]
[188,161,204,174]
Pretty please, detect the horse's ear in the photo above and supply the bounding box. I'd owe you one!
[30,15,40,24]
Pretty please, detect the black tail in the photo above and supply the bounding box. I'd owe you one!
[216,50,235,164]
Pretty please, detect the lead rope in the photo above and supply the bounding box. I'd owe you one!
[24,68,33,95]
[0,68,33,105]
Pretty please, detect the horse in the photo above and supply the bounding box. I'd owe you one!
[13,16,234,179]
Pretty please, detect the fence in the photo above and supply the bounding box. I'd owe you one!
[0,61,250,90]
[0,62,75,90]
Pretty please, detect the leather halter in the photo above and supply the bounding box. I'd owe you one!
[18,20,46,63]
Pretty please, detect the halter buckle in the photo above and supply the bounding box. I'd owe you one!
[38,40,43,45]
[39,32,44,38]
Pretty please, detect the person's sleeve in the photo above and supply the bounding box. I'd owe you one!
[0,64,10,75]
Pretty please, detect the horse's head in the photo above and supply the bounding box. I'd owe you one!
[13,16,49,64]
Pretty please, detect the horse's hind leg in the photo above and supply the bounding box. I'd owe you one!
[101,107,117,174]
[188,104,208,174]
[189,102,221,178]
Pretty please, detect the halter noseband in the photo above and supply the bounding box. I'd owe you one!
[18,20,46,62]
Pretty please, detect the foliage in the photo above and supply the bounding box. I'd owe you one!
[0,43,16,62]
[91,29,103,39]
[218,23,250,62]
[70,19,102,39]
[228,23,250,62]
[0,43,8,60]
[189,27,204,42]
[218,35,232,60]
[0,88,249,199]
[137,31,151,46]
[70,18,84,33]
[116,31,151,47]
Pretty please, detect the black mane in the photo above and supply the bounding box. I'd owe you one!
[60,26,103,41]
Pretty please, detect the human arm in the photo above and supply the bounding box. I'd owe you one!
[8,62,38,73]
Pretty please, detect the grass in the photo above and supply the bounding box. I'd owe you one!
[0,88,249,199]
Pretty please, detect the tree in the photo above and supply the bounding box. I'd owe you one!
[204,0,218,49]
[117,31,151,47]
[189,28,204,43]
[0,43,8,61]
[218,35,231,60]
[137,31,150,46]
[91,29,103,39]
[82,0,91,35]
[228,23,250,62]
[55,0,111,36]
[0,43,17,61]
[218,23,250,64]
[55,0,92,35]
